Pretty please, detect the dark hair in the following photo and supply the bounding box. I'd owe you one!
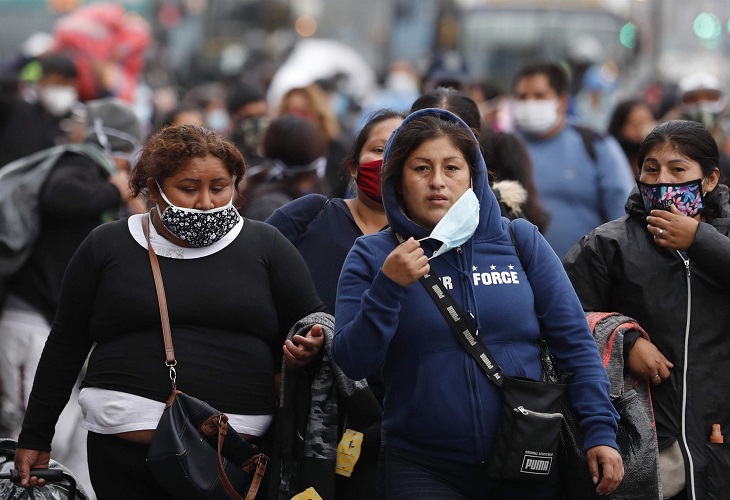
[607,99,655,139]
[342,109,405,169]
[39,53,78,79]
[410,87,481,137]
[471,80,505,102]
[239,116,328,213]
[130,125,245,196]
[263,115,327,166]
[638,119,724,219]
[154,104,205,132]
[382,115,479,194]
[481,128,550,233]
[512,60,569,95]
[226,82,266,115]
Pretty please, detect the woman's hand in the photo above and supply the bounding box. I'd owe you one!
[587,445,624,495]
[627,337,673,385]
[381,237,430,287]
[283,324,324,369]
[14,448,51,488]
[647,206,699,251]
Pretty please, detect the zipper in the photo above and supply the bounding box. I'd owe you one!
[459,245,486,458]
[514,406,563,419]
[676,251,696,500]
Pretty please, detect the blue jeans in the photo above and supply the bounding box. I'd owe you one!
[380,446,560,500]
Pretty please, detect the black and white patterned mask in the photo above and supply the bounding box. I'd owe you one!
[155,182,240,247]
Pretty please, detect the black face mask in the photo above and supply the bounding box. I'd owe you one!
[231,116,270,160]
[616,136,642,158]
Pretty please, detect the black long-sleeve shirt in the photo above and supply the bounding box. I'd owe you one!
[9,152,121,322]
[0,96,65,169]
[18,217,325,451]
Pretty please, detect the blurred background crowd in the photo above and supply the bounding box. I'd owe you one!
[2,0,730,163]
[2,0,730,497]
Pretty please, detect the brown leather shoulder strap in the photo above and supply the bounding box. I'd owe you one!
[215,416,268,500]
[143,213,175,364]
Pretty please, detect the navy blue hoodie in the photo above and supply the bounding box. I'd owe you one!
[332,108,619,463]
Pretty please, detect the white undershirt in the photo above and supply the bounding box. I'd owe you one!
[79,388,273,436]
[127,212,243,258]
[78,213,272,437]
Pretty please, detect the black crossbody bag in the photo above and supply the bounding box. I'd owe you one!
[390,230,565,482]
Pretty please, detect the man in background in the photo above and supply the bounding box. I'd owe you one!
[511,59,634,258]
[0,53,80,168]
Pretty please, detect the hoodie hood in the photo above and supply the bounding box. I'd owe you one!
[381,108,502,242]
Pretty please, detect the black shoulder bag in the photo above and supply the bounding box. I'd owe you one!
[142,214,268,500]
[390,230,565,482]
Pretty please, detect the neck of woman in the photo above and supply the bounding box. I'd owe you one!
[345,195,387,235]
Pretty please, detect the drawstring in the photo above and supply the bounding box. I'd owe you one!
[466,242,481,334]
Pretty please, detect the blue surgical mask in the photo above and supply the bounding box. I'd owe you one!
[418,188,480,259]
[205,109,230,134]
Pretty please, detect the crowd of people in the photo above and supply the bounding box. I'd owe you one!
[0,24,729,500]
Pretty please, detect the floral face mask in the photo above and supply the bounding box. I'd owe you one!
[156,182,240,247]
[636,178,704,217]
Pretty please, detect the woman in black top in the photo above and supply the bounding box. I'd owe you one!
[14,125,327,497]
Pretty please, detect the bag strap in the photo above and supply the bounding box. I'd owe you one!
[389,229,505,387]
[142,214,177,384]
[214,415,268,500]
[144,214,265,500]
[508,220,563,384]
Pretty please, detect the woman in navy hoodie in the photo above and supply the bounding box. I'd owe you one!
[331,109,623,499]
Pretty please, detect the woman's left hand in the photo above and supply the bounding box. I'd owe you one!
[587,445,624,495]
[647,206,699,251]
[283,324,324,369]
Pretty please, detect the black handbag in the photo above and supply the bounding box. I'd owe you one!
[142,214,268,500]
[390,230,565,483]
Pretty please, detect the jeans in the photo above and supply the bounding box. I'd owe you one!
[380,446,560,500]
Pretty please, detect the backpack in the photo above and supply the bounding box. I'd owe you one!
[0,144,115,303]
[571,123,603,163]
[571,123,611,221]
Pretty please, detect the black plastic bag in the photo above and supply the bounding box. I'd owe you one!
[559,390,660,499]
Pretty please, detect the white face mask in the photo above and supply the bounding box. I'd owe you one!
[418,188,480,260]
[39,85,78,117]
[512,99,560,135]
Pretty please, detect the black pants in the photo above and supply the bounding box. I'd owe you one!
[379,446,560,500]
[86,431,175,500]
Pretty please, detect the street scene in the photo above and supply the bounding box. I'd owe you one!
[0,0,729,499]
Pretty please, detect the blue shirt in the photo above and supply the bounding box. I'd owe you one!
[519,124,634,258]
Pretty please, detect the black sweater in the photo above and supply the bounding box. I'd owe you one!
[18,217,325,451]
